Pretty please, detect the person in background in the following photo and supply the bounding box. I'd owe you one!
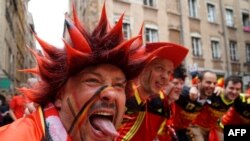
[245,82,250,94]
[219,93,250,127]
[156,64,187,141]
[116,43,188,141]
[173,70,217,141]
[23,78,39,116]
[0,94,6,126]
[0,4,158,141]
[8,88,27,120]
[192,75,242,141]
[0,93,14,126]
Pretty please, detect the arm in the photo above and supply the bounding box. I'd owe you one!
[8,109,17,121]
[189,86,199,101]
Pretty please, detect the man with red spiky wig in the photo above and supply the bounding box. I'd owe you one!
[0,4,180,141]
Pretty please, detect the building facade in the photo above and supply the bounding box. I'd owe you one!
[0,0,36,92]
[70,0,250,88]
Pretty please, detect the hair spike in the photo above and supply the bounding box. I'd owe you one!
[65,19,92,53]
[92,3,109,37]
[72,2,88,36]
[19,67,39,76]
[35,34,63,59]
[105,13,124,40]
[131,24,144,51]
[63,40,91,74]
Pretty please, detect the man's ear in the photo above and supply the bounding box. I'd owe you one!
[54,88,64,109]
[54,98,62,109]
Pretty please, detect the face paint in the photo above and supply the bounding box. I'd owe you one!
[68,85,108,134]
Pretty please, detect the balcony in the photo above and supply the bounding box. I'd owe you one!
[243,26,250,33]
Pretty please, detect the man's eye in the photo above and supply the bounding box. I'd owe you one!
[155,67,164,71]
[114,83,125,89]
[85,79,99,83]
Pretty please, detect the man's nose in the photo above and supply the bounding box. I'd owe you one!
[99,87,116,103]
[232,89,239,94]
[161,72,170,81]
[210,83,216,88]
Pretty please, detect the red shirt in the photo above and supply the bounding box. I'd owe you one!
[157,103,176,141]
[221,95,250,125]
[0,107,44,141]
[9,95,26,119]
[194,94,233,130]
[116,82,170,141]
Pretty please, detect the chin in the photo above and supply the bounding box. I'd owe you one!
[206,92,213,96]
[174,95,180,101]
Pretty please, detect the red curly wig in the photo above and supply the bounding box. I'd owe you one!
[20,4,157,105]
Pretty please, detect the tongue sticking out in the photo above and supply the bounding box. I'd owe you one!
[92,117,119,137]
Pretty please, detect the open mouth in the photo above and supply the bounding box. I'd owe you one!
[155,81,164,89]
[89,111,119,137]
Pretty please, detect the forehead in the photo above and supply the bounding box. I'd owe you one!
[227,81,242,88]
[78,64,126,79]
[203,72,217,80]
[172,78,184,82]
[150,58,174,69]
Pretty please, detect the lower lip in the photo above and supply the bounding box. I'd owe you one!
[155,83,162,89]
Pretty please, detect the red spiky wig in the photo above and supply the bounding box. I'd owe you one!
[19,4,163,105]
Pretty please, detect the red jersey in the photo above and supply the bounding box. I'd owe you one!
[157,103,177,141]
[246,88,250,94]
[173,86,204,130]
[116,82,171,141]
[194,93,234,130]
[221,94,250,126]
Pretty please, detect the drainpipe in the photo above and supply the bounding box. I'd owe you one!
[219,0,230,76]
[178,0,184,45]
[178,0,188,70]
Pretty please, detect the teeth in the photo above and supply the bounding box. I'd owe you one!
[156,82,164,85]
[95,112,112,116]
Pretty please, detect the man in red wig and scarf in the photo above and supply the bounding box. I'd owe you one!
[0,4,180,141]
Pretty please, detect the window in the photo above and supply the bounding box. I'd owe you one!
[229,41,238,61]
[122,22,131,39]
[145,27,158,42]
[246,43,250,63]
[143,0,156,7]
[242,12,250,27]
[211,40,220,59]
[191,36,202,57]
[225,8,234,27]
[207,3,216,22]
[189,0,198,18]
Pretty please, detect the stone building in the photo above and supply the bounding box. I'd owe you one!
[69,0,250,88]
[0,0,36,92]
